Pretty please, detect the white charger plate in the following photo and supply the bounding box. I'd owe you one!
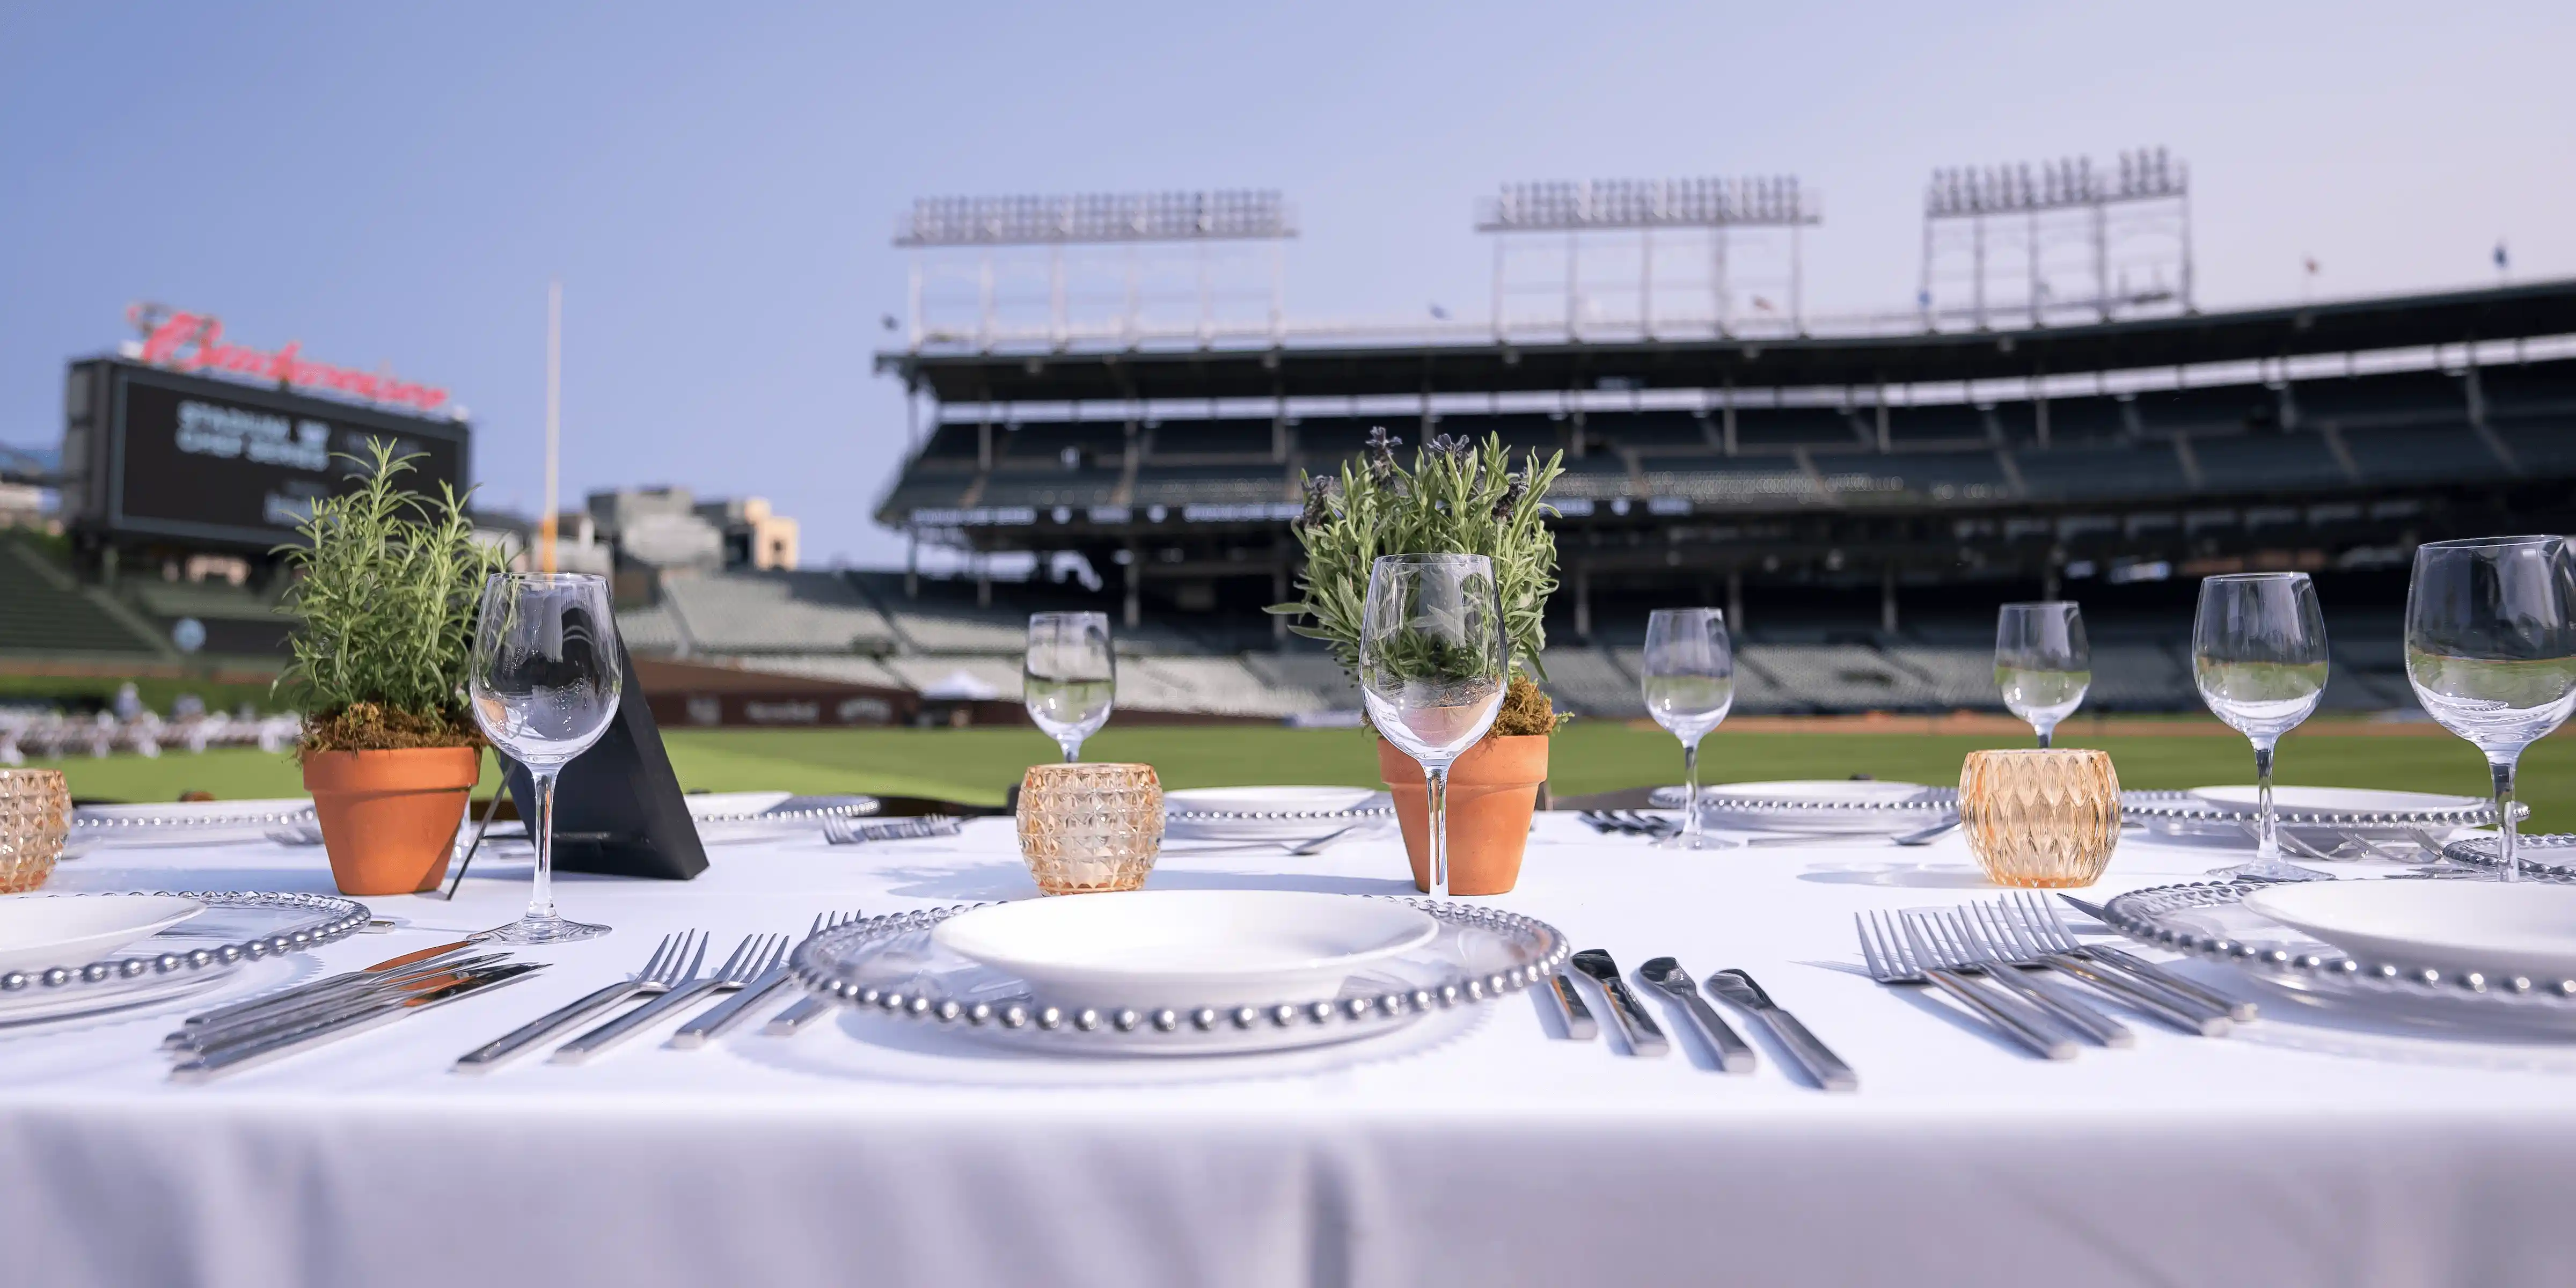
[2189,786,2484,814]
[2126,787,2507,851]
[1659,780,1947,833]
[2245,881,2576,983]
[0,895,204,974]
[930,890,1438,1011]
[1163,786,1385,842]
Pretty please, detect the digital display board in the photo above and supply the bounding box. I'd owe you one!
[64,360,471,550]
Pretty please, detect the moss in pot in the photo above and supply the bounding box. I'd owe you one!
[274,440,504,896]
[1269,428,1565,895]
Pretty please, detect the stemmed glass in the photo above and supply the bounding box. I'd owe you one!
[469,572,624,943]
[1025,611,1115,762]
[1359,554,1509,897]
[1641,608,1739,850]
[1995,601,2089,747]
[2405,536,2576,882]
[2192,572,2331,882]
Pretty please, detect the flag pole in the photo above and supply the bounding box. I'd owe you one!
[540,280,561,574]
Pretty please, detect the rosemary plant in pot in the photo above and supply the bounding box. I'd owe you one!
[1271,429,1564,895]
[275,441,504,896]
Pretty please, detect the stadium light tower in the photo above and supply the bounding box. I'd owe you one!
[894,191,1297,352]
[1918,148,2191,331]
[1476,176,1820,340]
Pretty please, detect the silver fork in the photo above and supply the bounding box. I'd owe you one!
[453,931,704,1072]
[1924,909,2131,1047]
[670,911,859,1048]
[1970,901,2229,1036]
[1855,910,2075,1059]
[551,933,787,1064]
[2011,891,2258,1022]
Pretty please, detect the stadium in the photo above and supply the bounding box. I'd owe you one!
[10,158,2576,802]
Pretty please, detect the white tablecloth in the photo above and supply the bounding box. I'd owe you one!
[7,813,2575,1287]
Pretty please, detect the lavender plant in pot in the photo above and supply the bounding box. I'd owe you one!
[275,441,504,896]
[1270,429,1565,895]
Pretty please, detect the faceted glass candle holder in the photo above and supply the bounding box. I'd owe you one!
[1016,762,1165,895]
[0,769,72,893]
[1958,748,2120,888]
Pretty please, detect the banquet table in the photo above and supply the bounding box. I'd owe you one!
[9,810,2576,1288]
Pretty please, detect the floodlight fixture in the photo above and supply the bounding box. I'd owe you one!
[1477,176,1820,232]
[894,191,1297,247]
[1924,148,2185,217]
[1918,148,2193,329]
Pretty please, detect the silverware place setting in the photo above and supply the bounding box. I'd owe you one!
[550,932,790,1065]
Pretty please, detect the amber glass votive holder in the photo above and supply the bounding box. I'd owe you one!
[0,769,72,893]
[1016,762,1165,895]
[1958,748,2120,888]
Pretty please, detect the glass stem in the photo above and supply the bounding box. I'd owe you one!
[2493,756,2520,883]
[526,765,560,923]
[1681,738,1703,845]
[1424,764,1450,897]
[2035,722,2054,750]
[1060,735,1080,763]
[2251,740,2278,867]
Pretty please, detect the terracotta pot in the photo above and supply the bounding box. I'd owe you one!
[1377,735,1549,896]
[301,747,480,896]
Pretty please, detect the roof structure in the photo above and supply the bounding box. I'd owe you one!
[876,279,2576,405]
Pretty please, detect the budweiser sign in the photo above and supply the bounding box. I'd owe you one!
[127,305,451,414]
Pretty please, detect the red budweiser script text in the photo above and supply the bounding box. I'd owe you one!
[133,309,450,414]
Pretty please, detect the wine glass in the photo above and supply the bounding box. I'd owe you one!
[1641,608,1739,850]
[1359,554,1509,897]
[1995,601,2089,747]
[2405,536,2576,882]
[1025,611,1115,762]
[2192,572,2331,882]
[469,572,624,943]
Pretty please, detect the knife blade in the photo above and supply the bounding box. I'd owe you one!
[172,963,545,1083]
[1707,969,1858,1093]
[1569,949,1668,1056]
[179,938,486,1034]
[170,953,511,1052]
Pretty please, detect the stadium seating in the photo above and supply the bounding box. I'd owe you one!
[1590,412,1714,450]
[0,538,160,656]
[2479,358,2576,416]
[1884,403,1995,449]
[1145,419,1273,458]
[1638,456,1822,506]
[658,571,900,655]
[916,422,983,463]
[1731,406,1868,452]
[2289,371,2467,428]
[997,421,1127,466]
[1550,453,1638,500]
[2187,433,2352,494]
[2010,442,2187,501]
[1819,451,2012,506]
[974,466,1122,509]
[2130,385,2281,437]
[2342,425,2510,485]
[614,604,687,653]
[1130,464,1287,507]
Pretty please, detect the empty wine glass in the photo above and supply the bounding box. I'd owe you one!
[2192,572,2330,882]
[1359,554,1509,897]
[1025,611,1115,762]
[1641,608,1739,850]
[470,572,624,943]
[1995,601,2089,747]
[2405,536,2576,882]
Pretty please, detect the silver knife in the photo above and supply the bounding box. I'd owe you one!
[1545,971,1598,1041]
[763,996,832,1036]
[178,940,484,1035]
[171,953,511,1053]
[172,964,544,1082]
[1635,958,1755,1073]
[1706,968,1858,1092]
[1569,949,1668,1056]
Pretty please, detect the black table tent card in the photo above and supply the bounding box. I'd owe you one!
[500,639,709,881]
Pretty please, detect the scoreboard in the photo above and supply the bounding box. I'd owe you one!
[60,358,471,551]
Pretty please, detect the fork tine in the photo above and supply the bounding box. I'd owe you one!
[1967,904,2024,964]
[635,933,676,981]
[1853,913,1884,979]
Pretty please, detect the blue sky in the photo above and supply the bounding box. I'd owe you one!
[4,2,2568,567]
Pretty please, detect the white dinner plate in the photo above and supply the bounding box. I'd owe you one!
[1680,780,1944,833]
[2244,881,2576,982]
[2188,786,2485,814]
[0,895,206,974]
[930,890,1439,1010]
[1164,786,1384,842]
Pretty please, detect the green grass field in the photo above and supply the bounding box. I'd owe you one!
[27,720,2576,831]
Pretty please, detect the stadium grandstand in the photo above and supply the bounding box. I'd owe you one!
[850,178,2576,723]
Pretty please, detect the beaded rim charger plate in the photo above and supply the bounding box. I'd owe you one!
[788,898,1570,1056]
[2121,788,2516,848]
[0,891,369,1026]
[1652,781,1955,833]
[2443,832,2576,882]
[2100,879,2576,1030]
